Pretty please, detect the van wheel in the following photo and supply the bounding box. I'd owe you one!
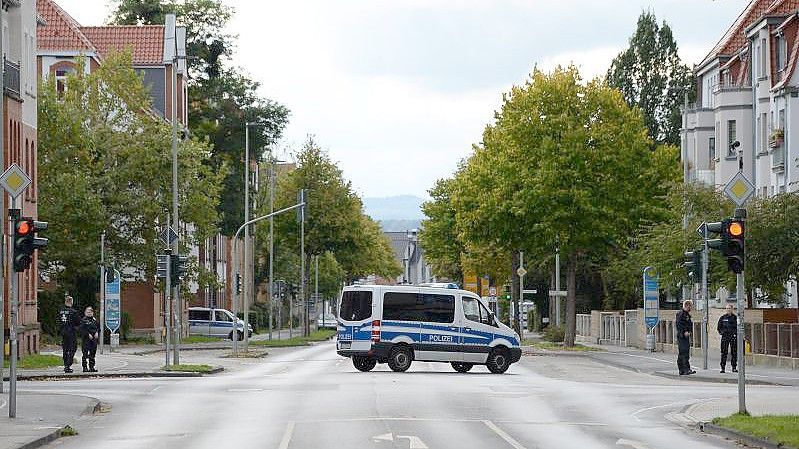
[387,346,413,372]
[486,348,510,374]
[353,357,377,372]
[451,362,473,373]
[229,330,244,341]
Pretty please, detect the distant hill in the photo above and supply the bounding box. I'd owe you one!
[379,219,423,232]
[363,195,426,221]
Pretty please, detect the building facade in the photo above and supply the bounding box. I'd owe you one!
[385,229,434,285]
[2,0,41,356]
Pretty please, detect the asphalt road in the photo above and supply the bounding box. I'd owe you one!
[16,342,799,449]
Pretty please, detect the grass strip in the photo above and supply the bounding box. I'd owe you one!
[712,414,799,448]
[250,329,336,347]
[162,364,215,373]
[3,354,65,369]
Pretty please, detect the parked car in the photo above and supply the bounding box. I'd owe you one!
[188,307,253,340]
[317,313,337,329]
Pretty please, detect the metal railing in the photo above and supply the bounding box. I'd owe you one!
[746,323,798,358]
[576,314,591,337]
[599,312,625,345]
[4,58,20,99]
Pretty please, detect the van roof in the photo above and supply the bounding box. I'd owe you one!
[343,284,479,297]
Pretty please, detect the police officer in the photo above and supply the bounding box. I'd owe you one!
[676,300,696,375]
[79,306,100,373]
[717,304,738,373]
[58,295,80,373]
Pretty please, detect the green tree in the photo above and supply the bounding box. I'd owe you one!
[607,11,695,146]
[747,193,799,302]
[111,0,290,235]
[454,67,666,345]
[38,52,223,301]
[420,177,464,281]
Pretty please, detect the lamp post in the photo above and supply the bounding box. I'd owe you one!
[243,122,268,352]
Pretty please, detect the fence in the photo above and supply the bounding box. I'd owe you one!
[576,314,591,337]
[599,312,625,345]
[747,323,799,358]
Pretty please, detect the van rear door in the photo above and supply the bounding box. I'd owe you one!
[188,309,210,336]
[338,289,374,350]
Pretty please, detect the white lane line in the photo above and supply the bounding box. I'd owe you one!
[616,438,651,449]
[148,386,162,395]
[630,401,695,422]
[483,420,527,449]
[278,421,295,449]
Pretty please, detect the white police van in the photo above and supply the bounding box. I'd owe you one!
[336,284,521,373]
[188,307,252,340]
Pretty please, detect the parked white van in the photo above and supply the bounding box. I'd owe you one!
[336,284,521,373]
[188,307,253,340]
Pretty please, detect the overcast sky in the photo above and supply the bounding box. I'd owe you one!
[58,0,749,198]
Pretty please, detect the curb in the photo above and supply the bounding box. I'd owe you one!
[653,371,783,386]
[10,370,209,381]
[15,397,103,449]
[698,422,796,449]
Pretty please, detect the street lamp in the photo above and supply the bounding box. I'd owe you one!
[267,156,289,341]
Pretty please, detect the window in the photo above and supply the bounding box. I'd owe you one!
[215,310,232,322]
[56,69,69,95]
[779,109,786,131]
[189,309,210,321]
[727,120,737,156]
[759,38,767,78]
[777,35,788,71]
[462,297,480,323]
[340,290,373,321]
[760,114,767,153]
[382,292,455,323]
[709,137,716,162]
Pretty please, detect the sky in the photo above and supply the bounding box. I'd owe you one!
[58,0,750,199]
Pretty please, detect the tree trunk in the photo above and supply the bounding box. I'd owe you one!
[564,255,577,347]
[511,251,521,335]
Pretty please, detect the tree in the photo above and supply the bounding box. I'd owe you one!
[111,0,290,235]
[38,52,223,299]
[420,178,464,281]
[454,67,665,345]
[747,193,799,302]
[607,11,695,146]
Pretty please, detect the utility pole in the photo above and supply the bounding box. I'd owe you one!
[164,244,172,368]
[243,124,250,353]
[99,231,106,354]
[171,54,181,365]
[268,157,275,341]
[315,254,319,329]
[735,208,747,414]
[299,190,308,336]
[555,237,561,326]
[8,205,18,418]
[702,235,709,371]
[0,1,5,396]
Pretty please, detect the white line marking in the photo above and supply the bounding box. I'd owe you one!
[630,400,696,422]
[148,386,162,395]
[278,421,295,449]
[617,438,651,449]
[483,420,526,449]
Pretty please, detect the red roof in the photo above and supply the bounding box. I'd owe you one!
[37,0,165,65]
[81,26,165,65]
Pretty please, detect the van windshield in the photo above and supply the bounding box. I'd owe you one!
[340,290,372,321]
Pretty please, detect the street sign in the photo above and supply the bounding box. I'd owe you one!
[696,222,707,238]
[723,172,755,206]
[489,287,497,296]
[516,267,527,277]
[156,254,169,279]
[159,226,178,246]
[549,290,567,297]
[105,269,122,333]
[643,266,659,329]
[0,164,31,199]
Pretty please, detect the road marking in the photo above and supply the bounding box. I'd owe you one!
[147,385,162,395]
[373,433,393,443]
[483,420,527,449]
[227,388,264,393]
[398,435,428,449]
[630,400,696,422]
[278,421,295,449]
[616,438,651,449]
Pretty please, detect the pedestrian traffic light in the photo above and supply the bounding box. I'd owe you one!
[683,249,702,281]
[725,219,745,274]
[170,254,189,283]
[13,217,47,272]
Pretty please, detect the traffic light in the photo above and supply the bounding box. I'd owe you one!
[726,219,745,273]
[170,254,188,283]
[13,217,47,272]
[502,284,511,300]
[683,249,702,281]
[235,273,242,295]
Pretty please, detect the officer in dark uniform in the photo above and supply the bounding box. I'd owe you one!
[676,300,696,375]
[58,295,80,373]
[79,306,100,373]
[717,304,738,373]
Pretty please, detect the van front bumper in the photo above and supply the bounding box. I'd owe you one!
[336,342,392,360]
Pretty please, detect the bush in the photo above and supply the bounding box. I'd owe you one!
[543,325,565,342]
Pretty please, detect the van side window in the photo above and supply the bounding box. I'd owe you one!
[189,310,210,321]
[477,302,494,326]
[341,291,373,321]
[215,311,232,322]
[383,292,455,323]
[462,297,480,323]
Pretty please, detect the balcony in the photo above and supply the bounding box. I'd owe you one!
[3,58,20,100]
[772,146,786,172]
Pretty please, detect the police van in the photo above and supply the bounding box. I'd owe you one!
[336,284,521,374]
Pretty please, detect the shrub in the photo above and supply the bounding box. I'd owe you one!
[543,325,565,342]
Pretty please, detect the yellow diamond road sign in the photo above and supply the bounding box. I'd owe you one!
[723,172,754,207]
[0,164,31,199]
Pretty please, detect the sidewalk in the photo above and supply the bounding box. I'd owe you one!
[0,392,99,449]
[582,343,799,387]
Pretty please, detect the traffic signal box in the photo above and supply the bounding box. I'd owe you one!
[707,219,745,274]
[683,248,702,281]
[13,217,47,272]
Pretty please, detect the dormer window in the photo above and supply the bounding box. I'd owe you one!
[776,34,788,72]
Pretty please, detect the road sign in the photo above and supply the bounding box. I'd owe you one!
[516,267,527,277]
[159,226,178,246]
[549,290,567,297]
[489,286,497,296]
[643,266,659,329]
[723,172,755,206]
[105,269,122,333]
[696,222,707,238]
[0,164,31,199]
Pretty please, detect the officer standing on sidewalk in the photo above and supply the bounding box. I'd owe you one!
[58,295,81,373]
[79,306,100,373]
[717,304,738,373]
[676,300,696,375]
